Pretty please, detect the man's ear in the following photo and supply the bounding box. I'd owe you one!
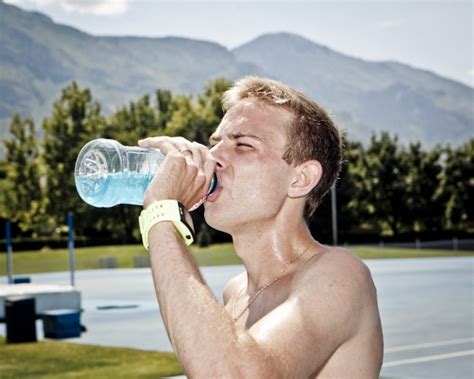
[288,160,322,198]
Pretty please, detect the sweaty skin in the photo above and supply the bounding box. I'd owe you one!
[139,101,383,378]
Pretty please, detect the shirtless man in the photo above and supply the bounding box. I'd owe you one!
[138,76,383,378]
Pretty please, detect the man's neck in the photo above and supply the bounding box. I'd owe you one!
[231,218,319,292]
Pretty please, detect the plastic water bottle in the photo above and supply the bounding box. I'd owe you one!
[74,138,217,208]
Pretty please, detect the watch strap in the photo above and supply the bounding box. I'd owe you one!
[139,200,194,250]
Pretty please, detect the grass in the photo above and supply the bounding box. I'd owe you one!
[0,243,472,276]
[0,336,395,378]
[0,337,183,378]
[0,243,243,275]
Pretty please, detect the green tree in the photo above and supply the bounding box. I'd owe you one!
[435,139,474,230]
[198,78,230,121]
[401,142,444,232]
[98,94,165,241]
[195,78,231,144]
[163,78,231,145]
[336,137,366,236]
[156,89,173,129]
[357,132,407,235]
[2,114,45,234]
[163,94,201,140]
[42,82,105,233]
[105,94,162,144]
[308,136,363,244]
[344,139,374,233]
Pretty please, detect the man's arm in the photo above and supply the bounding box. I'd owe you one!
[147,222,280,377]
[149,223,374,377]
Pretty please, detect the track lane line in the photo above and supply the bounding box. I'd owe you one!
[385,337,474,353]
[383,349,474,367]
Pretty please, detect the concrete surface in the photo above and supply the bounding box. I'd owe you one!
[1,256,473,378]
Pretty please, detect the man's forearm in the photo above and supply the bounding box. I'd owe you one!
[147,222,269,376]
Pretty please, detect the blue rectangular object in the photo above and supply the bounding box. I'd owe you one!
[13,277,31,284]
[42,309,81,339]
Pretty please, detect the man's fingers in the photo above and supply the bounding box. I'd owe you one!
[181,144,203,168]
[139,137,201,158]
[139,137,179,155]
[139,137,215,201]
[138,136,167,148]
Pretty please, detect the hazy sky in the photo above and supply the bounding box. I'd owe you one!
[5,0,473,87]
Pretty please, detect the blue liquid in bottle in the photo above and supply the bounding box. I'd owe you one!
[75,172,155,207]
[75,139,217,208]
[75,139,165,207]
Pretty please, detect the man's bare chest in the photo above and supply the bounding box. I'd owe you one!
[226,277,293,328]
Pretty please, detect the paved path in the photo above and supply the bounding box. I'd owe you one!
[1,257,473,378]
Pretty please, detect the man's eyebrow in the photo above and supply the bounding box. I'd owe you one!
[209,133,263,145]
[230,132,263,142]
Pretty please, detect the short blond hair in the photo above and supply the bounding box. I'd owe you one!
[222,76,341,217]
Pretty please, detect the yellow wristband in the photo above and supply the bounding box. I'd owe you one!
[139,200,194,250]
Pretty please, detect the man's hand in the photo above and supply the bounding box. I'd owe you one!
[138,136,216,210]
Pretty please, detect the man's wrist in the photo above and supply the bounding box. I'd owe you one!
[147,221,181,252]
[143,192,175,209]
[139,200,195,249]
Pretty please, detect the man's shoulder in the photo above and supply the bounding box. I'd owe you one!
[293,246,374,300]
[302,245,369,274]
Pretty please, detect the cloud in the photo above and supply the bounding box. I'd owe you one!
[377,19,404,29]
[61,0,129,15]
[4,0,130,15]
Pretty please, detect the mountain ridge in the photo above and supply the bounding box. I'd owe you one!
[232,32,472,145]
[1,2,472,149]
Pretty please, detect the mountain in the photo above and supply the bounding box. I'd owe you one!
[0,1,259,139]
[1,2,472,150]
[232,33,473,146]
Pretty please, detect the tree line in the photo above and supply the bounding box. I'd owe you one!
[0,79,472,246]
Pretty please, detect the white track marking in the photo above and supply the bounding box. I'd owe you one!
[383,350,474,367]
[385,337,474,353]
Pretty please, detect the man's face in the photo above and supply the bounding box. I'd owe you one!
[204,100,295,233]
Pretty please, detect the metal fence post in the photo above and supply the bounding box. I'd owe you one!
[6,220,13,284]
[67,212,75,287]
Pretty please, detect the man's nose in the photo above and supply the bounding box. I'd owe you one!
[209,142,226,170]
